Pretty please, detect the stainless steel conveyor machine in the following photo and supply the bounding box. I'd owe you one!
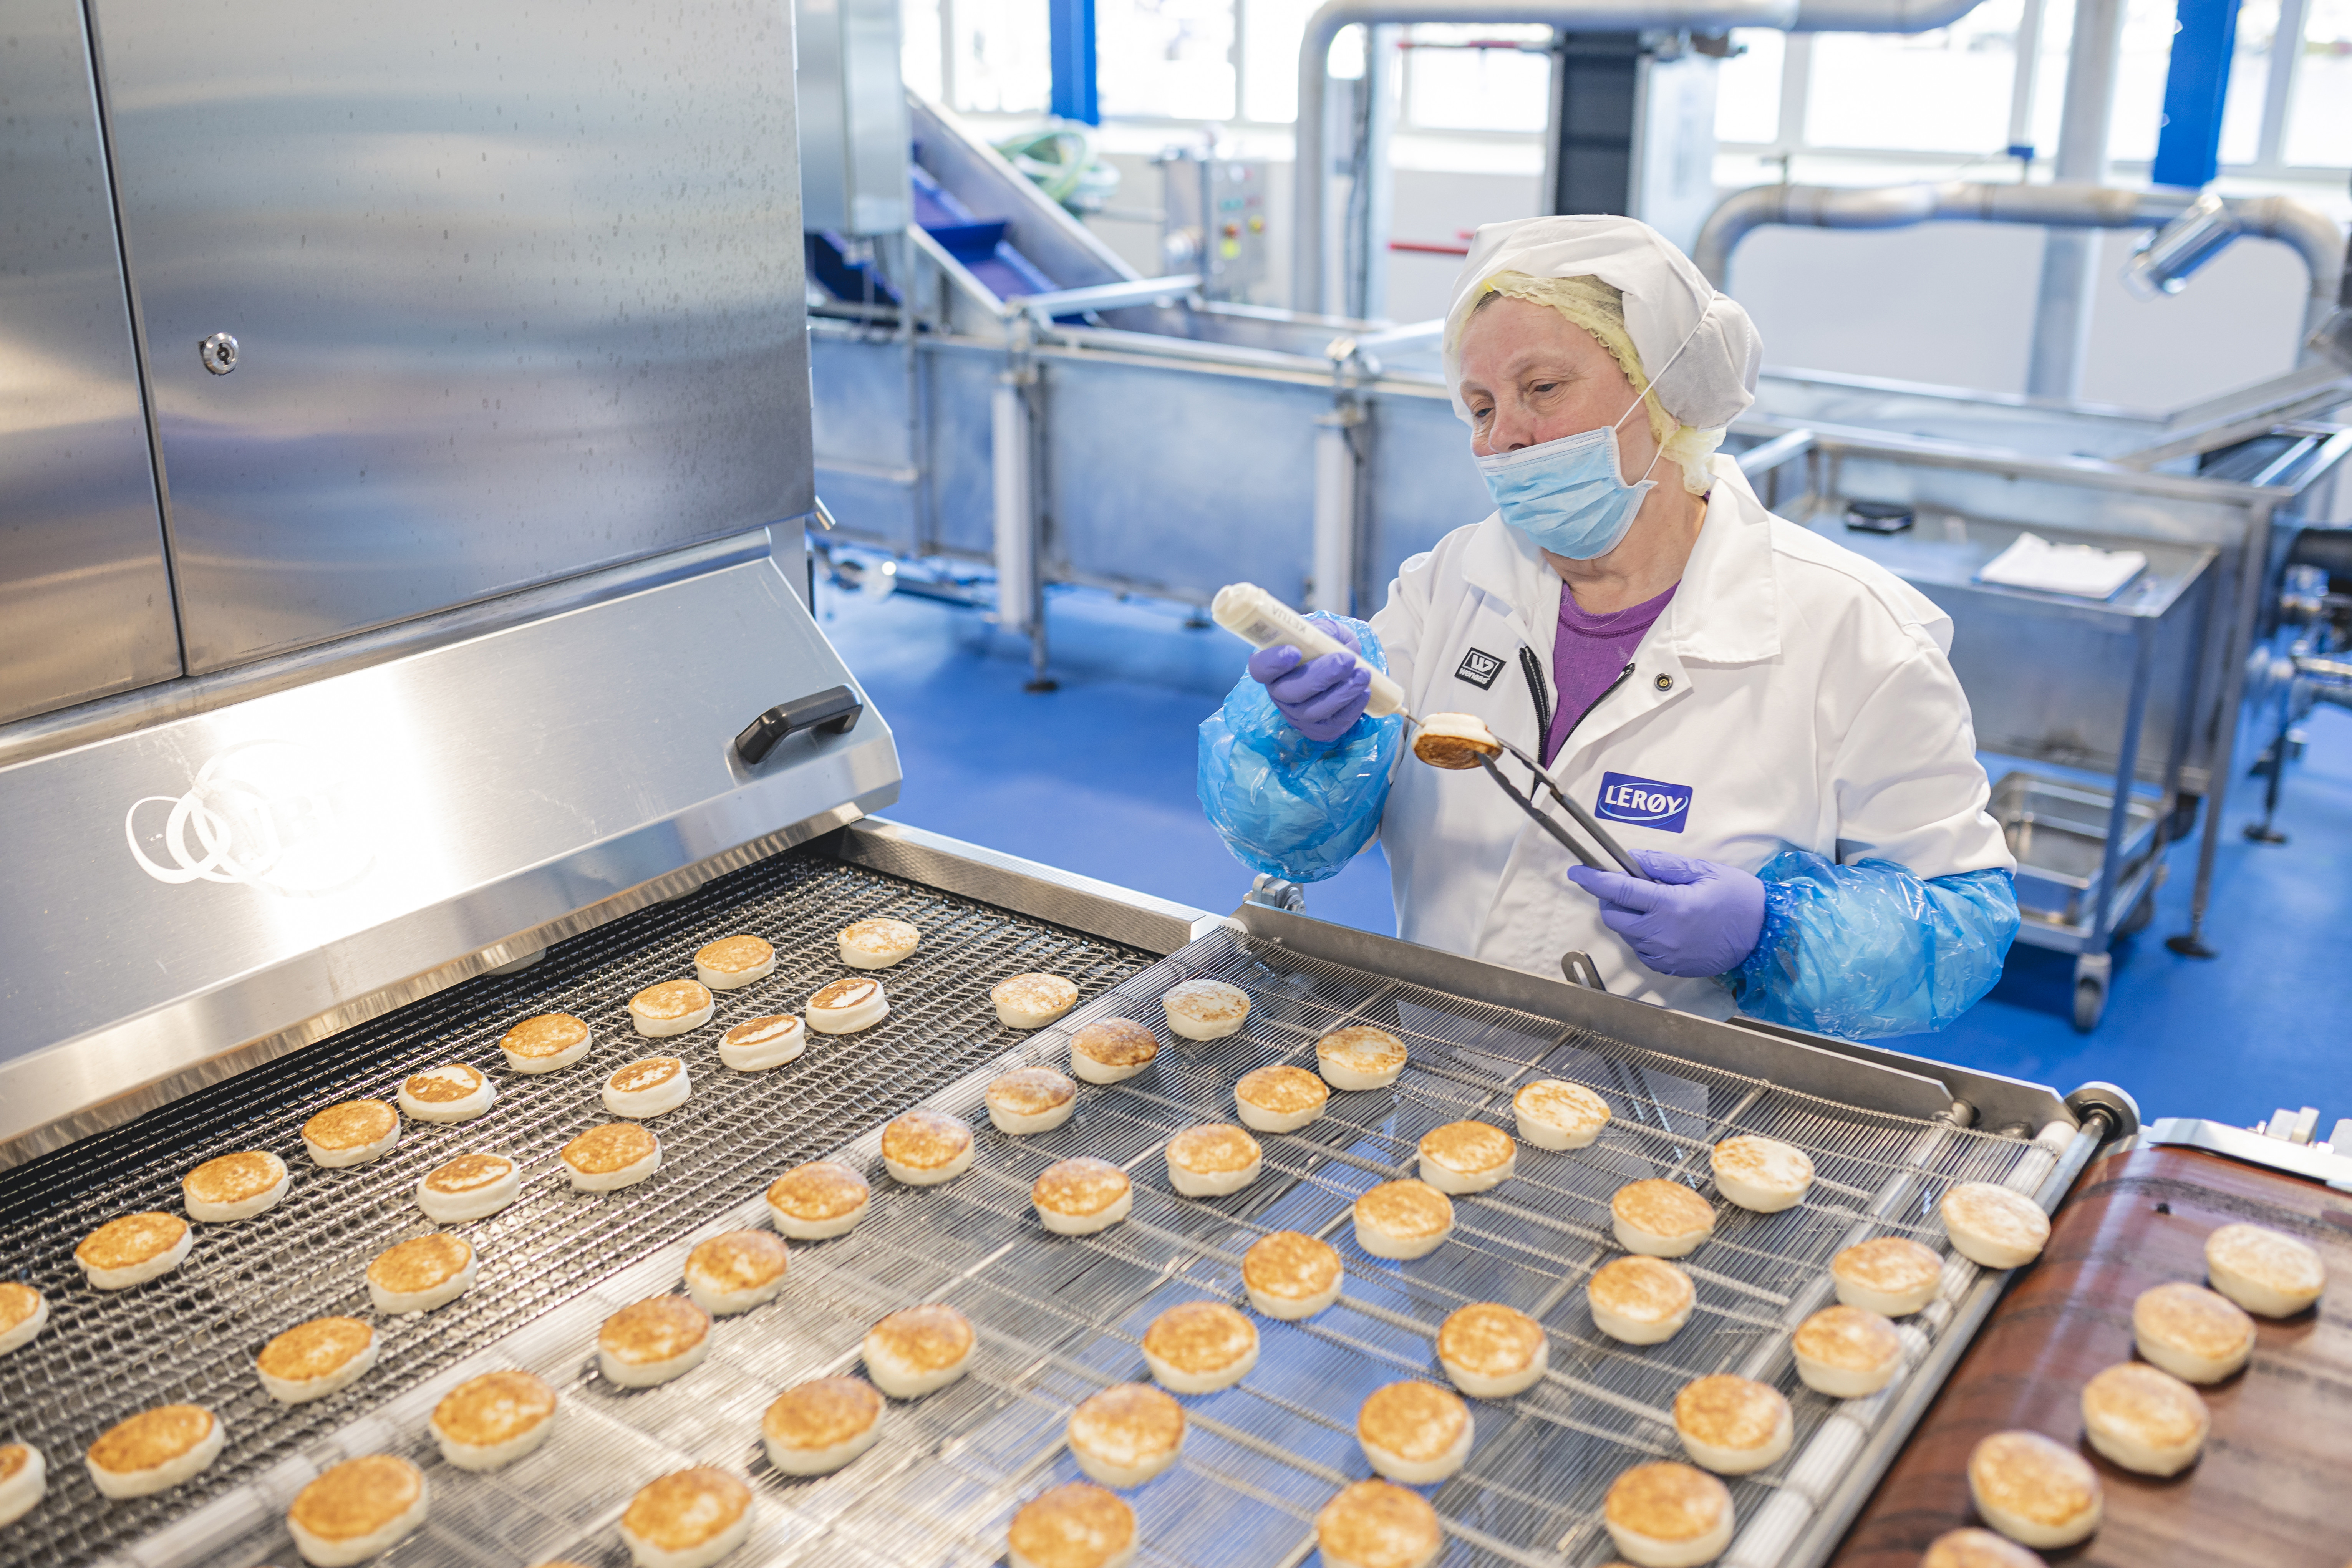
[2,5,2335,1568]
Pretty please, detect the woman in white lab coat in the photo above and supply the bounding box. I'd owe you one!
[1198,215,2019,1039]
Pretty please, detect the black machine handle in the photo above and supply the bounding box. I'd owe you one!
[734,685,862,765]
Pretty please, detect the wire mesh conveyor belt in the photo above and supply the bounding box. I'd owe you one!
[63,915,2070,1568]
[0,845,1157,1568]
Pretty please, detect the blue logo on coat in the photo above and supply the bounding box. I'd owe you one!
[1595,772,1691,832]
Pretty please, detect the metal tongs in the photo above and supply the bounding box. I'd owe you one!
[1405,710,1650,881]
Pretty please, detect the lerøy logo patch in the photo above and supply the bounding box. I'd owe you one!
[1454,648,1504,690]
[1595,772,1691,833]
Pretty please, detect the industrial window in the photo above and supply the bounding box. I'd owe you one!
[1399,25,1554,133]
[2286,0,2352,164]
[1099,0,1238,120]
[1802,0,2031,154]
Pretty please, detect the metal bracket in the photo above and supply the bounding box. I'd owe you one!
[1558,951,1607,991]
[1245,874,1306,913]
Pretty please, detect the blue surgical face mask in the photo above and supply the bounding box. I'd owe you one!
[1474,417,1654,560]
[1471,312,1702,561]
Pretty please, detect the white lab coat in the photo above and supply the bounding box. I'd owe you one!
[1369,456,2013,1019]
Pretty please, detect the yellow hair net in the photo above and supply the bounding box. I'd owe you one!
[1460,270,1726,497]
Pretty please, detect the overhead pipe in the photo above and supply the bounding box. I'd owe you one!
[1290,0,1991,314]
[1693,181,2345,339]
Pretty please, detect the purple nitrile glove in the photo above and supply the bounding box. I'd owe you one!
[1565,849,1767,978]
[1247,617,1372,743]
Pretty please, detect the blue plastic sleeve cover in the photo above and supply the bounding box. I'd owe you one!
[1196,614,1402,883]
[1727,850,2019,1040]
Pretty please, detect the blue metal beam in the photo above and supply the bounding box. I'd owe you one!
[1049,0,1100,125]
[2151,0,2241,189]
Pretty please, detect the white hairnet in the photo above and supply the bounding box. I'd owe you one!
[1442,214,1764,449]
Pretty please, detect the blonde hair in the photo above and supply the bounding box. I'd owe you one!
[1457,271,1724,496]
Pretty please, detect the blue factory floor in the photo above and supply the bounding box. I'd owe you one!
[816,572,2352,1134]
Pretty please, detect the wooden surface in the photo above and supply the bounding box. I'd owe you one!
[1830,1144,2352,1567]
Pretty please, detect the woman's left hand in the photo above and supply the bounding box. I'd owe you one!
[1565,850,1765,978]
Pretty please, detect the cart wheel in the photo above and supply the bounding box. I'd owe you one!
[2118,886,2156,936]
[2071,953,2112,1032]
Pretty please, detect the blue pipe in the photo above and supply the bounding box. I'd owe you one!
[1049,0,1101,125]
[2151,0,2241,189]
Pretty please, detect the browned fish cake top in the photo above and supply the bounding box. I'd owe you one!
[367,1233,473,1294]
[629,980,712,1022]
[402,1063,486,1103]
[257,1316,375,1383]
[562,1121,658,1175]
[882,1109,972,1170]
[0,1445,29,1483]
[1604,1461,1729,1543]
[767,1160,871,1221]
[1966,1430,2100,1529]
[499,1012,590,1059]
[722,1014,801,1050]
[839,918,919,960]
[607,1056,685,1096]
[1833,1236,1942,1296]
[1588,1255,1695,1321]
[1713,1134,1813,1191]
[1354,1179,1454,1241]
[1793,1304,1902,1371]
[1067,1382,1184,1468]
[1316,1479,1441,1568]
[2080,1362,2206,1449]
[288,1454,424,1542]
[1513,1077,1610,1132]
[763,1376,885,1451]
[1167,1123,1262,1175]
[1612,1179,1714,1240]
[686,1230,788,1294]
[431,1369,557,1447]
[1243,1231,1341,1301]
[1919,1527,2047,1568]
[1437,1302,1545,1379]
[76,1212,188,1271]
[1162,978,1250,1028]
[1316,1025,1409,1077]
[421,1153,515,1194]
[1236,1065,1329,1117]
[2134,1281,2254,1360]
[1672,1374,1787,1451]
[302,1099,396,1150]
[695,934,773,974]
[1142,1301,1256,1374]
[1071,1018,1159,1068]
[988,1067,1079,1118]
[811,976,882,1011]
[1419,1120,1515,1175]
[622,1467,752,1551]
[2206,1222,2324,1298]
[1357,1381,1469,1462]
[599,1295,711,1365]
[866,1304,975,1372]
[992,972,1078,1013]
[87,1405,214,1475]
[183,1150,286,1207]
[0,1282,39,1334]
[1006,1482,1134,1568]
[1940,1182,2049,1253]
[1032,1158,1131,1217]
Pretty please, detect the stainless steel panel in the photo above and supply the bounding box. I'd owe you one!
[1364,385,1492,599]
[0,0,179,723]
[796,0,912,234]
[0,531,899,1159]
[1045,357,1323,603]
[91,0,814,673]
[1991,771,2164,925]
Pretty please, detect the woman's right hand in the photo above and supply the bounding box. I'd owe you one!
[1248,618,1372,742]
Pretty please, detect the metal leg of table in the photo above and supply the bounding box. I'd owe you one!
[2170,499,2280,958]
[2074,618,2158,1030]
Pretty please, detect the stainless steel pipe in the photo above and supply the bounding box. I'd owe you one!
[1694,181,2347,338]
[1289,0,1996,314]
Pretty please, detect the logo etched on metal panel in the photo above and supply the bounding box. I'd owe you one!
[1454,648,1504,690]
[1595,772,1691,833]
[125,739,376,895]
